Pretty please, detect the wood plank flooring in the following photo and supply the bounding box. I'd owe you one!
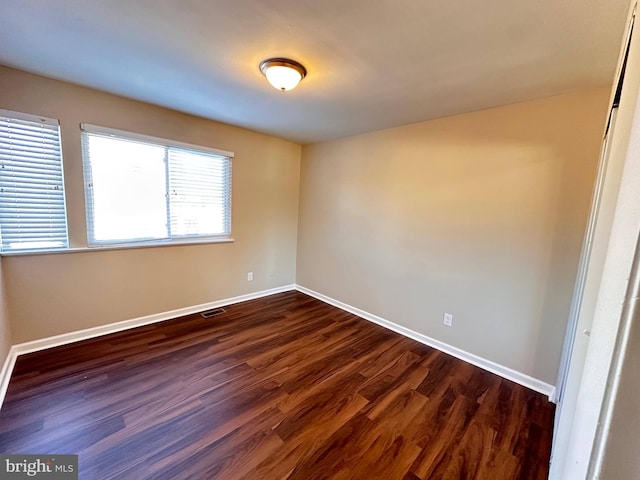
[0,291,554,479]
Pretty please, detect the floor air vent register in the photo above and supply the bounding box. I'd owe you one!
[200,308,226,318]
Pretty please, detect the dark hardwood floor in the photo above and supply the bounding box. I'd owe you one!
[0,291,554,479]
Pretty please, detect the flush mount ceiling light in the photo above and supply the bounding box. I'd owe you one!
[259,58,307,92]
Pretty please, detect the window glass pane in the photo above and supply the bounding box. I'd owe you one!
[86,135,168,242]
[81,125,232,246]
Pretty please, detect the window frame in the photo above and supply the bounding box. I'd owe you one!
[80,123,233,248]
[0,109,70,253]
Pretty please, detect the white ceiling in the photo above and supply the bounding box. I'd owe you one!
[0,0,631,144]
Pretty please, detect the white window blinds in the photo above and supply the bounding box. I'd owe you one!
[81,124,232,246]
[168,148,231,238]
[0,110,69,252]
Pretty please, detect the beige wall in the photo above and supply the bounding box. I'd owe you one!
[297,88,609,384]
[0,66,301,343]
[0,259,11,369]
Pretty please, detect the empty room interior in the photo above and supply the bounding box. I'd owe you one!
[2,0,640,478]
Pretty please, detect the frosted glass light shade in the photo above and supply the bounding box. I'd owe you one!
[260,58,307,91]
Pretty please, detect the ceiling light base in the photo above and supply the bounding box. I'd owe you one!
[259,58,307,91]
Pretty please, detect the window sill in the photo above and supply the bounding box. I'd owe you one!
[0,237,235,257]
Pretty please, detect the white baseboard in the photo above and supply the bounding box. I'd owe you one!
[295,285,556,401]
[0,346,18,410]
[0,284,295,409]
[0,283,556,410]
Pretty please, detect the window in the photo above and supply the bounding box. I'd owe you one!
[80,124,232,246]
[0,110,69,252]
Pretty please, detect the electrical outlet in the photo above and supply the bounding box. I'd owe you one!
[443,313,453,327]
[247,272,254,281]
